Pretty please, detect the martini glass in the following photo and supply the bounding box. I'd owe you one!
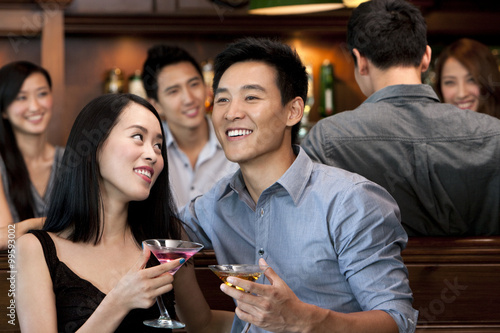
[208,264,269,292]
[143,239,204,329]
[209,264,269,333]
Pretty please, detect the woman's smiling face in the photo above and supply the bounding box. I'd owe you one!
[3,72,53,136]
[98,102,164,204]
[440,57,481,111]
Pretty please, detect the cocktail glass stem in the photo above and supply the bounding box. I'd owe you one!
[144,294,185,329]
[156,295,176,325]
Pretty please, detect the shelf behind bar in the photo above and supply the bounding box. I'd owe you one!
[63,13,351,37]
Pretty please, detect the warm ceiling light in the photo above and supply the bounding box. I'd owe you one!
[248,0,344,15]
[342,0,370,8]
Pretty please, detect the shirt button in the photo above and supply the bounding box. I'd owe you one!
[190,186,194,190]
[260,208,264,217]
[258,248,264,256]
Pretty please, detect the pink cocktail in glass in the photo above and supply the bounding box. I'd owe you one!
[143,239,203,329]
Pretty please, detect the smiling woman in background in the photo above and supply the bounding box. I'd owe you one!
[0,61,64,228]
[434,38,500,119]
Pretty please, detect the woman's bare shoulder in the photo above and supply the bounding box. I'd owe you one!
[16,232,43,254]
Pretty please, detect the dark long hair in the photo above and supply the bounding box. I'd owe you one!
[43,93,182,245]
[434,38,500,119]
[0,61,52,221]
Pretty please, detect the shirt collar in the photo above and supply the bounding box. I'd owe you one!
[163,116,223,151]
[276,145,314,205]
[220,145,313,206]
[163,120,176,148]
[364,84,440,104]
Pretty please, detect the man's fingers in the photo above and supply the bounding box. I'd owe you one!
[259,259,278,285]
[258,258,274,284]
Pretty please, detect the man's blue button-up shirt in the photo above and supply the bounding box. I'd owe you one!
[181,146,418,333]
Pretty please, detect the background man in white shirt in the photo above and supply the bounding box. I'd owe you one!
[142,45,236,208]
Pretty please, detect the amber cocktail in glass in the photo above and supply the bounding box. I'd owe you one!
[209,264,269,292]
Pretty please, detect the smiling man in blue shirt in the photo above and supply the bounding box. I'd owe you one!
[180,37,418,333]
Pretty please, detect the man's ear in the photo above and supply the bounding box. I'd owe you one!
[353,48,369,76]
[148,98,164,118]
[286,97,304,127]
[148,97,158,109]
[420,45,432,73]
[148,97,163,116]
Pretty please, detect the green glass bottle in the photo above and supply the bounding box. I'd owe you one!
[319,59,335,117]
[128,70,147,98]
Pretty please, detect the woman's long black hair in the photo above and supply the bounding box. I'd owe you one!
[0,61,52,221]
[43,93,182,245]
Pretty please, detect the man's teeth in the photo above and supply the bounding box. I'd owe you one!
[228,129,253,137]
[135,169,152,179]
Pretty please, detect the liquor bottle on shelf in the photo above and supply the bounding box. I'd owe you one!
[298,63,314,141]
[319,59,335,117]
[303,63,315,124]
[104,67,124,94]
[128,70,147,98]
[202,59,214,114]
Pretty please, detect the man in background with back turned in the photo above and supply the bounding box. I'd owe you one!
[302,0,500,236]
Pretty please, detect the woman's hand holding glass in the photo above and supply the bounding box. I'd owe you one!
[107,245,184,313]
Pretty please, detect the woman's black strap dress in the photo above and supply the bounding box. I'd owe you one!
[29,230,175,333]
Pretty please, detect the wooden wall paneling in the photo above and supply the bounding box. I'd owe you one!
[155,0,177,13]
[425,12,500,37]
[63,12,351,36]
[64,0,154,14]
[0,9,40,35]
[179,0,214,10]
[404,237,500,329]
[0,9,41,70]
[41,7,67,146]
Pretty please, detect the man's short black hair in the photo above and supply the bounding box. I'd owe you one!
[347,0,427,69]
[142,45,203,101]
